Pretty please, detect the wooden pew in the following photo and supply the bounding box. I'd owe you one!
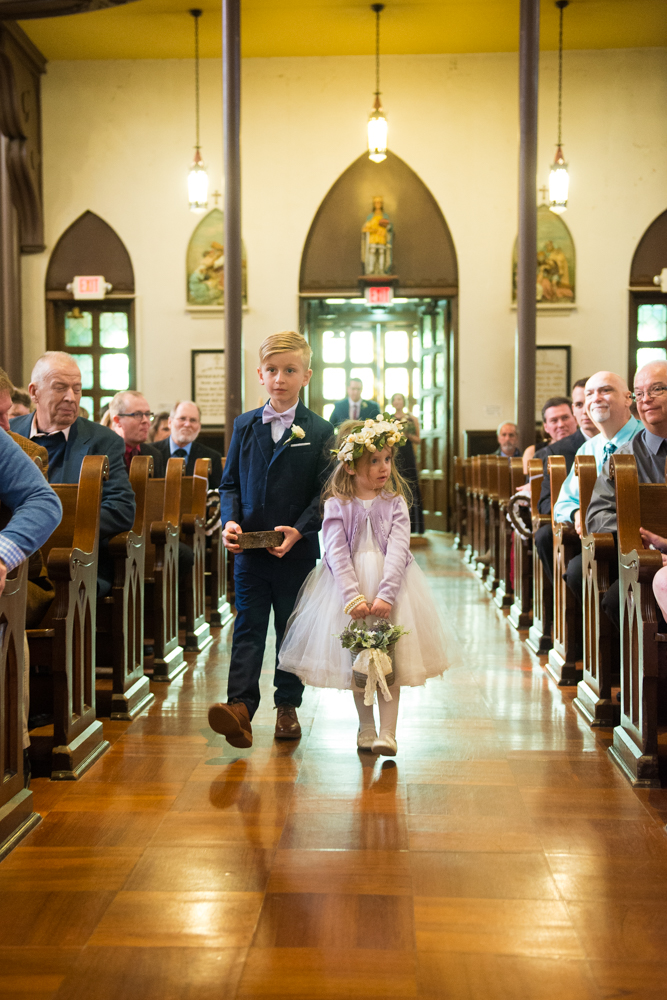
[526,457,553,654]
[96,455,154,720]
[474,457,490,581]
[573,455,620,727]
[0,560,41,859]
[494,455,514,608]
[28,455,110,780]
[180,458,213,653]
[143,458,186,683]
[609,454,667,786]
[453,456,467,551]
[484,457,501,594]
[464,456,478,566]
[546,455,583,686]
[508,458,533,628]
[206,490,233,627]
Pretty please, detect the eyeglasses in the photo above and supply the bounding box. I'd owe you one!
[118,411,154,420]
[632,386,667,402]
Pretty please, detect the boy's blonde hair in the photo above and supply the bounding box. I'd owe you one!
[322,420,412,507]
[259,331,312,368]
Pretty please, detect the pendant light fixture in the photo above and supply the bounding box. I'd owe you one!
[367,3,387,163]
[187,8,208,213]
[549,0,569,214]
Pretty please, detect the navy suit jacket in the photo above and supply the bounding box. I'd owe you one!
[153,437,223,491]
[219,400,334,561]
[9,414,135,541]
[330,397,381,429]
[535,428,586,516]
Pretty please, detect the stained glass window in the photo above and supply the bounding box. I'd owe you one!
[80,397,94,418]
[100,353,130,391]
[100,312,129,349]
[422,395,433,432]
[636,347,667,368]
[412,334,421,363]
[65,310,93,347]
[435,351,445,387]
[69,354,94,390]
[385,368,409,402]
[322,330,346,364]
[349,330,374,364]
[422,356,432,390]
[384,330,409,363]
[323,367,346,400]
[422,315,433,350]
[323,402,335,423]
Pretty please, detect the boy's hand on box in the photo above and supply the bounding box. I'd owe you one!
[268,525,302,558]
[370,598,392,619]
[223,521,243,553]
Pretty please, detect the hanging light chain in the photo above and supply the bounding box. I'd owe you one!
[556,0,568,148]
[191,8,202,150]
[372,3,384,99]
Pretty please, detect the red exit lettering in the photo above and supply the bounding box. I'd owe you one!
[366,286,393,304]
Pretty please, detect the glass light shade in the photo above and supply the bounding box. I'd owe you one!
[188,150,209,213]
[368,107,388,163]
[549,146,569,214]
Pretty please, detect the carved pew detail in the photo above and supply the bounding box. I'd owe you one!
[0,561,41,859]
[484,457,501,594]
[144,458,186,682]
[464,457,476,565]
[494,455,514,608]
[474,457,490,581]
[96,455,154,721]
[573,455,620,727]
[608,454,667,787]
[453,457,467,550]
[508,458,532,629]
[526,458,553,654]
[28,455,110,780]
[546,455,583,686]
[180,458,213,653]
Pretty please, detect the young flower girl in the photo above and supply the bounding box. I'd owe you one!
[278,415,447,754]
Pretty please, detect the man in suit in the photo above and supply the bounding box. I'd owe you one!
[108,390,165,476]
[10,352,135,594]
[153,401,223,490]
[495,422,520,458]
[535,379,597,517]
[330,378,380,428]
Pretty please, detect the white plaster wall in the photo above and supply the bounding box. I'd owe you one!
[21,48,667,437]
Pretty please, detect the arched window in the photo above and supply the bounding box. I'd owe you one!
[629,209,667,383]
[45,211,135,419]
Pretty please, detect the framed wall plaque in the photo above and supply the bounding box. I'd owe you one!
[192,349,225,426]
[535,345,571,421]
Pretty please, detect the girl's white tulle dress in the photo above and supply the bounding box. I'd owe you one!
[278,498,447,690]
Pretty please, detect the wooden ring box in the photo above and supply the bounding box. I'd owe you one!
[236,530,285,549]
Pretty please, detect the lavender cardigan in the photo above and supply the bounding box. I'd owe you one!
[322,494,413,606]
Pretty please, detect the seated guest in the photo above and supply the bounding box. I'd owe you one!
[535,372,640,584]
[9,387,31,418]
[495,421,520,457]
[330,378,380,428]
[108,391,166,476]
[536,378,598,516]
[522,395,578,473]
[10,352,135,595]
[153,401,223,491]
[581,360,667,631]
[150,411,170,442]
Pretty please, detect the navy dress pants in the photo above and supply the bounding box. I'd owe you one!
[227,553,315,719]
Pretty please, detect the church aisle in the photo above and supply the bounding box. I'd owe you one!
[2,537,667,1000]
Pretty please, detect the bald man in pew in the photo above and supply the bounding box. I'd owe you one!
[10,351,135,596]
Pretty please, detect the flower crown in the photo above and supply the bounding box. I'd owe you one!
[333,414,407,466]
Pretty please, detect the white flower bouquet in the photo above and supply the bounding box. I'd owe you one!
[335,619,410,705]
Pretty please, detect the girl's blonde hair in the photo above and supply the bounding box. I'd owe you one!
[322,419,412,506]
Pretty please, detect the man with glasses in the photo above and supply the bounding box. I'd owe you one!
[108,391,166,476]
[153,400,223,491]
[583,361,667,631]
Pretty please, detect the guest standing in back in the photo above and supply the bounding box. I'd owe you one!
[330,377,380,428]
[390,393,424,534]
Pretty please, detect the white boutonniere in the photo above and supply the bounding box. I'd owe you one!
[284,424,306,446]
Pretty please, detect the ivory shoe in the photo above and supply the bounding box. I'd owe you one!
[372,734,397,756]
[357,727,377,751]
[275,704,302,740]
[208,701,253,748]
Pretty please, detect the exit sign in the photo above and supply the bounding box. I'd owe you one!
[365,285,393,305]
[71,275,107,299]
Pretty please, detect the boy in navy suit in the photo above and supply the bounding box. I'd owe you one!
[208,331,333,746]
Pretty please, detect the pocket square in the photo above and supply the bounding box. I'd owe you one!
[290,442,311,447]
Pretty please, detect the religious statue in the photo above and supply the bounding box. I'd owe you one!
[361,195,393,275]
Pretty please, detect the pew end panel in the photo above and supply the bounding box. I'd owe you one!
[608,455,667,787]
[96,455,154,721]
[508,459,533,631]
[206,488,233,628]
[0,562,41,860]
[180,458,213,653]
[526,458,553,654]
[144,459,186,683]
[474,457,491,581]
[484,457,501,595]
[28,456,111,780]
[547,455,583,687]
[574,455,620,727]
[494,455,514,609]
[453,456,467,551]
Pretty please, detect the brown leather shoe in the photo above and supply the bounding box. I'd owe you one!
[274,704,301,740]
[208,702,253,748]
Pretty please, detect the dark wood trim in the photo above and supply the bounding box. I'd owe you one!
[222,0,242,452]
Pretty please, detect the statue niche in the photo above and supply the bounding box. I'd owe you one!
[361,196,393,276]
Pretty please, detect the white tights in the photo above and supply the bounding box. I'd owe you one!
[353,687,400,739]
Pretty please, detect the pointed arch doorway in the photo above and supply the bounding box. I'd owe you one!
[299,152,458,531]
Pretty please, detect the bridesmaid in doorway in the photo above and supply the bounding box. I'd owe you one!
[390,393,425,535]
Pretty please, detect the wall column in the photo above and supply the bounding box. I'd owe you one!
[516,0,540,450]
[222,0,242,450]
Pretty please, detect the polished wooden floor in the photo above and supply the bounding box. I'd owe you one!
[3,537,667,1000]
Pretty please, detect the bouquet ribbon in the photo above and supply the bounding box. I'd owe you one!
[354,647,393,706]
